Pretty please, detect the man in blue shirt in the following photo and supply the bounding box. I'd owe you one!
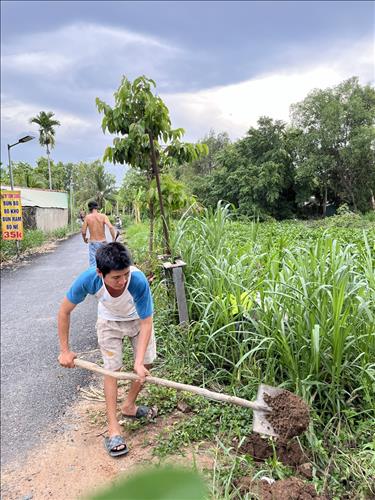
[57,242,156,457]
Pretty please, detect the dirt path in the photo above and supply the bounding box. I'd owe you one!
[1,233,98,468]
[1,377,214,500]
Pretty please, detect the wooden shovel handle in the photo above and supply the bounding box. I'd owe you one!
[74,358,265,411]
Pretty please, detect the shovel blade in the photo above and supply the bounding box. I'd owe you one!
[252,384,285,438]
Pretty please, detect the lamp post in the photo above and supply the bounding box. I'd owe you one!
[6,135,34,256]
[7,135,34,189]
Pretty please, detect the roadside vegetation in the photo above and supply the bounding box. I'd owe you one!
[123,207,375,499]
[0,223,80,263]
[108,74,374,499]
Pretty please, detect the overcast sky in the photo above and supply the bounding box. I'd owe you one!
[1,1,374,184]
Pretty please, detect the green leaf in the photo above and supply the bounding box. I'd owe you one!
[91,467,207,500]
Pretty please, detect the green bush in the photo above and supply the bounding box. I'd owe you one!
[1,223,80,262]
[121,214,134,227]
[0,229,46,260]
[363,210,375,222]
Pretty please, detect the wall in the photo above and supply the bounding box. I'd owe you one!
[1,186,69,232]
[35,208,68,232]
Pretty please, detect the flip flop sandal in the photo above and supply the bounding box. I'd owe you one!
[121,405,158,420]
[104,435,129,457]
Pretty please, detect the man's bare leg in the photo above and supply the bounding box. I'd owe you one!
[121,364,152,416]
[104,374,125,451]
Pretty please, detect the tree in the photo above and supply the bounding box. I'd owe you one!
[74,161,116,210]
[239,117,296,217]
[1,161,47,189]
[96,75,207,254]
[14,162,47,189]
[191,117,297,219]
[0,162,10,184]
[291,77,375,214]
[34,157,72,191]
[118,169,149,219]
[29,111,61,190]
[180,130,230,179]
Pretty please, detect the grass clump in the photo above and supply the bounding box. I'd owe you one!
[0,223,80,262]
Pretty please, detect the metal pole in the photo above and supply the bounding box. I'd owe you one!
[7,144,14,190]
[70,177,73,232]
[7,144,19,256]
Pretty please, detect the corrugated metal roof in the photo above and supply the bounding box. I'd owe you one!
[1,186,68,209]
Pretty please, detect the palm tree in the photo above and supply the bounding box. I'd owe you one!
[17,167,47,189]
[75,162,117,209]
[30,111,60,189]
[8,161,47,189]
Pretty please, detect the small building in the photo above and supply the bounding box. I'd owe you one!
[1,185,69,232]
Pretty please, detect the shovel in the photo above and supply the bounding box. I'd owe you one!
[74,358,301,438]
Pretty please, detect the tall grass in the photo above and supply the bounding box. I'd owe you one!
[171,204,375,420]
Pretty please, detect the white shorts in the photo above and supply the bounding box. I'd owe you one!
[96,318,157,371]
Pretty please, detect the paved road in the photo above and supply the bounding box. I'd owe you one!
[1,234,102,467]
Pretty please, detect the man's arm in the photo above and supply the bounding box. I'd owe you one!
[103,215,116,241]
[133,315,153,381]
[81,219,88,243]
[58,297,78,367]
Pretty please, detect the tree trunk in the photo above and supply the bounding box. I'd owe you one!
[322,184,327,218]
[340,169,357,212]
[149,198,154,253]
[148,131,171,255]
[370,189,375,211]
[46,145,52,190]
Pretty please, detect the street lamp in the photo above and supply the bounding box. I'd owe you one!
[7,135,35,189]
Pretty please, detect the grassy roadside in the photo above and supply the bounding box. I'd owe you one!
[0,223,81,263]
[124,213,374,499]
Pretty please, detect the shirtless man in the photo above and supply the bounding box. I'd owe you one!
[82,201,116,267]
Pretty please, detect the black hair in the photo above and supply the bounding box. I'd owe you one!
[88,200,99,212]
[95,242,133,276]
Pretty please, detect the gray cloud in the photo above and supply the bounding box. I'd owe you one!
[1,12,373,187]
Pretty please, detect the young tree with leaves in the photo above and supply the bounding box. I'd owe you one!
[96,75,207,254]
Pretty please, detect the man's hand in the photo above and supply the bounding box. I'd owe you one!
[58,350,77,368]
[134,363,150,383]
[82,236,88,244]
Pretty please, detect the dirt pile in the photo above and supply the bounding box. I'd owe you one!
[237,476,327,500]
[238,433,307,467]
[264,390,310,439]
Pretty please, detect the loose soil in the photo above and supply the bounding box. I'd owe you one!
[236,476,327,500]
[1,382,214,500]
[264,390,310,439]
[238,433,309,467]
[1,377,315,500]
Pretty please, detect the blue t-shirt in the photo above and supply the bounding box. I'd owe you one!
[66,265,153,321]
